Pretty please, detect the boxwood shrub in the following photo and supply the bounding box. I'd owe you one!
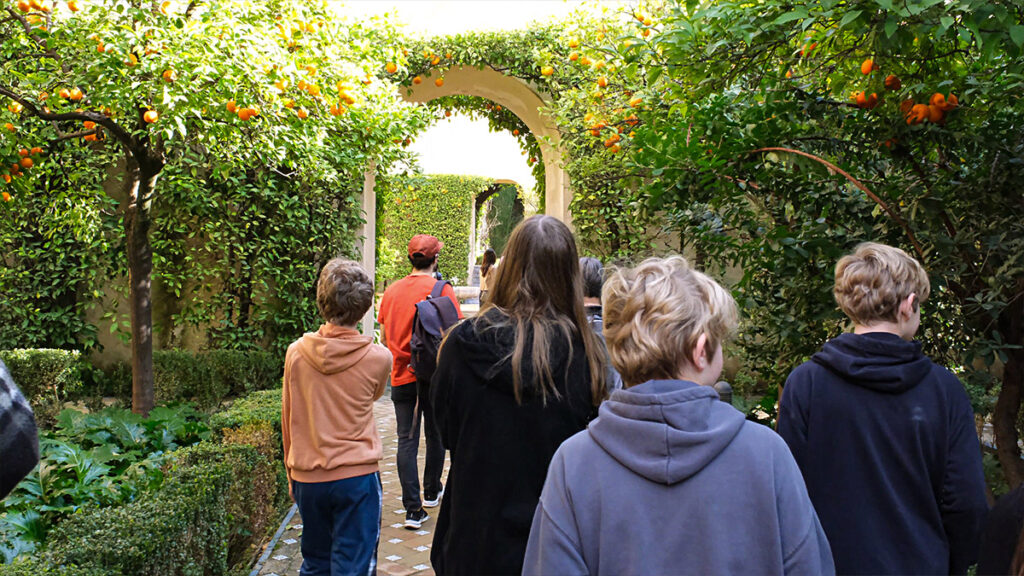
[0,349,84,425]
[40,441,280,576]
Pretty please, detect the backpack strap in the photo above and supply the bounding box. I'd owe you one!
[428,279,449,299]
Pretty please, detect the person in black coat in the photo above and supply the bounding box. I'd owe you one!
[0,359,39,499]
[429,215,608,576]
[778,242,988,575]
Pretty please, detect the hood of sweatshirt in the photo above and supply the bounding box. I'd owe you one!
[812,332,932,394]
[296,324,374,375]
[451,309,582,398]
[587,380,745,485]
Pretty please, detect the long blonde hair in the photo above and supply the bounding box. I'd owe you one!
[477,215,607,406]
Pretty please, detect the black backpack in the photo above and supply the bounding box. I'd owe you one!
[409,279,461,381]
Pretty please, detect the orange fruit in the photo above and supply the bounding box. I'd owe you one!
[629,97,643,108]
[610,144,621,153]
[69,87,83,101]
[17,0,30,11]
[67,0,79,10]
[226,100,237,113]
[143,110,159,123]
[296,108,308,119]
[83,133,97,141]
[7,102,23,114]
[926,104,943,123]
[38,92,48,101]
[865,93,879,109]
[2,192,10,201]
[125,53,138,66]
[159,0,171,15]
[431,56,440,66]
[412,75,422,85]
[18,149,29,157]
[435,77,444,87]
[785,69,792,79]
[59,88,71,99]
[597,76,608,88]
[162,69,176,83]
[4,123,15,132]
[899,99,914,115]
[929,92,946,107]
[30,147,42,155]
[2,175,10,184]
[580,56,591,66]
[567,38,579,48]
[20,157,33,169]
[642,28,650,37]
[96,42,105,53]
[945,94,959,109]
[541,66,554,76]
[860,58,876,75]
[83,120,96,129]
[512,129,519,136]
[283,99,295,109]
[884,74,901,90]
[569,51,579,62]
[385,62,397,74]
[237,108,252,121]
[329,104,345,116]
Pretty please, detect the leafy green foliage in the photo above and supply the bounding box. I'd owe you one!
[376,174,492,285]
[0,349,85,425]
[208,388,283,458]
[485,183,525,256]
[0,405,209,563]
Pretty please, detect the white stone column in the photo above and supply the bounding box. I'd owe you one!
[360,160,377,337]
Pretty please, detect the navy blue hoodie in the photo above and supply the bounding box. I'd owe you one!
[523,380,835,576]
[778,332,988,575]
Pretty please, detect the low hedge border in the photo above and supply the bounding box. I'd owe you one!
[33,441,280,576]
[0,349,84,426]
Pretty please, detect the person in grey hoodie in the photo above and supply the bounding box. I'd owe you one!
[523,256,834,576]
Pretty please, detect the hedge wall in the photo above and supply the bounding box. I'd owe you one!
[377,174,493,286]
[0,349,84,426]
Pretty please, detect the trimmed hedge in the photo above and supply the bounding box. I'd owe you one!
[377,174,493,286]
[41,441,280,576]
[208,388,282,448]
[106,350,282,409]
[0,349,84,425]
[0,562,110,576]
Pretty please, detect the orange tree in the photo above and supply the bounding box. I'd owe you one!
[575,0,1024,488]
[0,0,427,414]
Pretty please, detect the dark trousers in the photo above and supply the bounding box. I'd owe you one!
[392,378,444,511]
[292,472,382,576]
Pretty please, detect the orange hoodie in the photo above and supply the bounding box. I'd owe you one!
[282,324,392,484]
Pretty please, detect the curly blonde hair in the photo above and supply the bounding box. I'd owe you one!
[602,256,738,388]
[833,242,930,326]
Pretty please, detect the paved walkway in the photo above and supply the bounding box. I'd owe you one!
[256,395,448,576]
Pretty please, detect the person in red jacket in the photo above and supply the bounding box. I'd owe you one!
[282,258,392,576]
[378,234,462,529]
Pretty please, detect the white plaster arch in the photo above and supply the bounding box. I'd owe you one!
[400,66,570,223]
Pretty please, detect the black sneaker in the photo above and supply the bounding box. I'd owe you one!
[405,508,429,530]
[423,487,444,508]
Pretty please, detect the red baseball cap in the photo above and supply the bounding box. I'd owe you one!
[408,234,443,258]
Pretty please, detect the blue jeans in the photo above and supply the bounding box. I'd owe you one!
[292,472,382,576]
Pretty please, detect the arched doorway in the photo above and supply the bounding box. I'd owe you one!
[399,65,569,222]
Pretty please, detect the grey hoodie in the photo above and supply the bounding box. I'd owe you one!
[523,379,835,576]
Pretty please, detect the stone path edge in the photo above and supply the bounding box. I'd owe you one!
[249,503,299,576]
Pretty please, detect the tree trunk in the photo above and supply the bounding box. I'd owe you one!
[125,158,159,416]
[994,280,1024,489]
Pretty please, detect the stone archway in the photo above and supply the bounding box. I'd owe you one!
[358,67,571,334]
[399,65,570,223]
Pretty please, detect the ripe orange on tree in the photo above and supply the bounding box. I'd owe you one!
[226,100,237,113]
[569,52,579,62]
[143,110,159,123]
[884,75,901,90]
[4,123,15,132]
[19,157,33,169]
[386,62,397,74]
[413,75,422,85]
[17,0,30,12]
[2,192,10,202]
[541,66,554,76]
[69,87,84,101]
[84,120,96,129]
[512,129,519,136]
[59,88,71,99]
[860,58,877,75]
[435,77,444,87]
[67,0,79,11]
[18,149,29,157]
[296,108,308,119]
[597,76,608,88]
[431,56,440,66]
[162,70,177,83]
[30,147,42,155]
[125,53,138,67]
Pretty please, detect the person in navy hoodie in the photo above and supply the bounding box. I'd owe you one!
[523,256,834,576]
[777,242,989,575]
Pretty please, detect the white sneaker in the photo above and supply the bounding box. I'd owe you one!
[423,487,444,508]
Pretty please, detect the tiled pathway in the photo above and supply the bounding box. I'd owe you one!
[255,394,447,576]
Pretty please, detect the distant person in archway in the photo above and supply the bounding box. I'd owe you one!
[429,215,608,576]
[777,242,988,575]
[378,235,463,530]
[479,248,497,304]
[579,257,623,392]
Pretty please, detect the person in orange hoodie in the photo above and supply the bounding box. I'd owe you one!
[282,258,393,576]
